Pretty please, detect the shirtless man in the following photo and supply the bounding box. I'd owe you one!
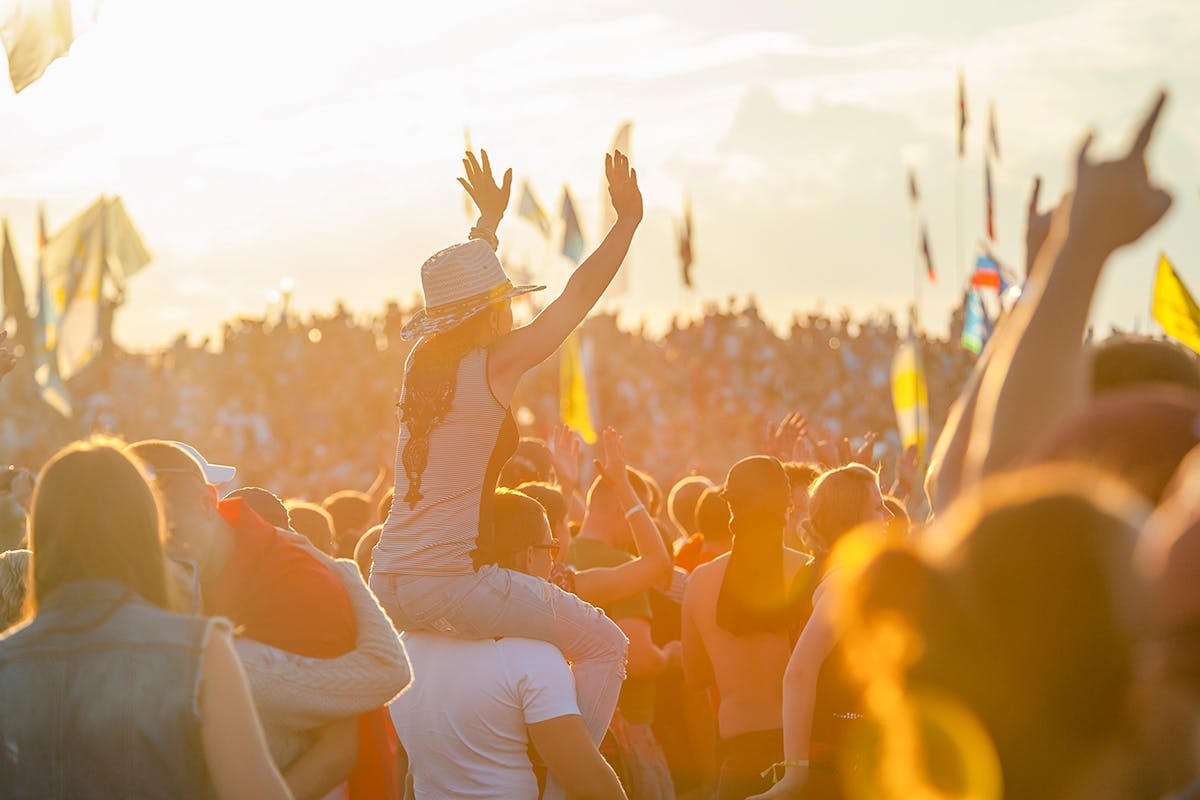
[681,456,814,800]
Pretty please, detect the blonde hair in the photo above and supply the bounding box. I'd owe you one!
[29,437,173,613]
[808,463,879,552]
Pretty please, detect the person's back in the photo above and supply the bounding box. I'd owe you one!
[391,632,581,799]
[0,579,217,798]
[684,549,811,736]
[374,347,514,577]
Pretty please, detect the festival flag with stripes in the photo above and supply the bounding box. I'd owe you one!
[1152,254,1200,355]
[560,331,597,444]
[891,336,930,453]
[961,289,993,355]
[517,180,552,239]
[47,199,107,381]
[560,186,585,264]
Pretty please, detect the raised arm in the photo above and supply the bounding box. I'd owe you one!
[572,428,672,606]
[926,176,1057,512]
[965,90,1172,481]
[489,151,643,396]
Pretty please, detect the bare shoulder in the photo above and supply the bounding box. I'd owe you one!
[690,553,730,584]
[684,554,729,601]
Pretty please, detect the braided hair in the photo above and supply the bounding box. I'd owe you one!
[399,310,496,509]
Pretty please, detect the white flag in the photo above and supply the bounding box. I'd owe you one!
[0,0,74,93]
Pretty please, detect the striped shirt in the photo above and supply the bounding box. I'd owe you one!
[373,347,517,576]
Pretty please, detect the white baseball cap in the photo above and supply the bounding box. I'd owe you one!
[167,441,237,485]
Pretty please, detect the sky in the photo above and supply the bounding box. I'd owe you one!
[0,0,1197,349]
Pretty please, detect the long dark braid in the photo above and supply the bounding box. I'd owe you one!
[399,317,488,509]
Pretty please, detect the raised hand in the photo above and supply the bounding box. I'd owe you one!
[850,432,878,466]
[549,424,582,492]
[803,421,841,469]
[592,427,632,489]
[1067,89,1172,257]
[458,149,513,228]
[768,412,808,461]
[1024,177,1055,279]
[606,150,643,225]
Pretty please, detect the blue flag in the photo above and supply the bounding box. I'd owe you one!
[561,187,585,264]
[961,289,993,355]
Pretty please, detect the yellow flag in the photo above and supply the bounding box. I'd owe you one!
[560,332,597,444]
[891,339,929,453]
[1152,254,1200,355]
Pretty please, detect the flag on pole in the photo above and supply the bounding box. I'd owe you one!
[984,156,995,241]
[560,332,597,444]
[961,289,993,354]
[988,102,1000,161]
[1152,254,1200,355]
[891,337,930,454]
[907,168,920,205]
[920,222,936,282]
[971,251,1003,290]
[33,206,71,416]
[2,219,31,350]
[957,70,968,158]
[517,180,552,238]
[678,194,694,289]
[104,196,151,282]
[560,186,585,264]
[0,0,74,93]
[40,197,107,381]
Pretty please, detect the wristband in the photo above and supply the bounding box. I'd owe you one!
[623,503,646,521]
[468,225,499,251]
[760,760,810,783]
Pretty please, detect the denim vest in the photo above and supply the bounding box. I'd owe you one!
[0,580,216,799]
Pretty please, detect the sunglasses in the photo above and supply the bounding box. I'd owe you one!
[530,538,561,558]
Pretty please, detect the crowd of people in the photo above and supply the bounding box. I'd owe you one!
[3,87,1200,800]
[0,286,974,508]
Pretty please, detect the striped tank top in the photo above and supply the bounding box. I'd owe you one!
[373,347,518,576]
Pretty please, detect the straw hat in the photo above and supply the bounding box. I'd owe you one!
[401,240,544,340]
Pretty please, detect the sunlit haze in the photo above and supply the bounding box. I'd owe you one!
[1,0,1197,349]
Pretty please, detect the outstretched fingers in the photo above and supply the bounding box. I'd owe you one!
[1130,89,1168,159]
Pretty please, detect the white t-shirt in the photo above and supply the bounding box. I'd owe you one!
[390,632,580,799]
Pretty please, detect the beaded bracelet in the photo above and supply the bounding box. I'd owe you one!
[468,225,499,251]
[760,760,810,784]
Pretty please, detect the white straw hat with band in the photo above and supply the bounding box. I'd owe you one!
[401,239,545,340]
